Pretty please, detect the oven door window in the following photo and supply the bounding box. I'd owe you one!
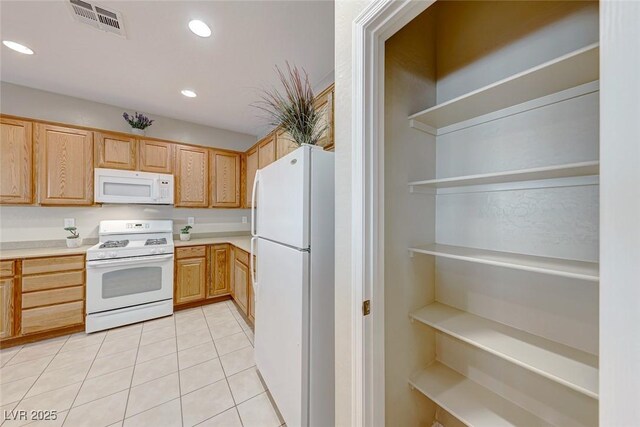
[102,266,162,298]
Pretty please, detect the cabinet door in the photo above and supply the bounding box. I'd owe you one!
[36,124,94,205]
[258,133,276,169]
[245,148,259,208]
[175,145,209,207]
[175,257,206,304]
[139,139,174,173]
[276,129,298,160]
[314,85,334,150]
[234,259,249,315]
[0,278,14,339]
[95,132,137,170]
[209,244,230,297]
[0,118,33,204]
[229,247,236,298]
[210,150,241,208]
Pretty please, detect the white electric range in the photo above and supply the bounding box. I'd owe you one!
[85,220,175,333]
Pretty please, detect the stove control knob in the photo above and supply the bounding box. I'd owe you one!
[109,251,117,258]
[97,252,106,259]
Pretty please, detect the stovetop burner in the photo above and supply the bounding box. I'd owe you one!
[145,238,167,246]
[99,240,129,249]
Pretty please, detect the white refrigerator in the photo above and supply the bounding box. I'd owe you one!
[250,145,335,427]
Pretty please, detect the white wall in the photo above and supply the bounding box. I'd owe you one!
[334,1,372,426]
[0,82,257,151]
[599,1,640,425]
[0,82,255,243]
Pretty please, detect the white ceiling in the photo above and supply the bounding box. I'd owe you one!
[0,1,335,136]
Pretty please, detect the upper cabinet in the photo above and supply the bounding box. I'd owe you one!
[94,132,137,170]
[314,84,334,150]
[245,147,259,208]
[175,144,209,207]
[258,133,276,169]
[210,150,241,208]
[139,139,174,173]
[276,129,298,160]
[0,118,33,204]
[35,124,94,206]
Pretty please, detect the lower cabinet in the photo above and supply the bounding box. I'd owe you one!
[175,247,207,305]
[209,244,230,297]
[234,257,249,315]
[0,277,14,339]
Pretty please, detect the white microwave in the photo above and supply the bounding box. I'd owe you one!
[95,168,174,205]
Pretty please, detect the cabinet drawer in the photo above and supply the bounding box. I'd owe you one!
[21,301,84,335]
[0,260,15,278]
[22,286,84,309]
[235,247,249,266]
[22,270,84,292]
[176,246,206,259]
[22,255,84,275]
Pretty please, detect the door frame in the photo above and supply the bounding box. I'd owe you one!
[351,1,433,426]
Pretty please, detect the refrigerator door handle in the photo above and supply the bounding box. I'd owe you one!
[251,170,260,237]
[250,236,258,293]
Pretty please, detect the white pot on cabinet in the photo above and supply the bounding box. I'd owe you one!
[180,233,191,241]
[66,237,82,248]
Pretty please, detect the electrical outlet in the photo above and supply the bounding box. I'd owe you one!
[187,217,195,225]
[242,216,248,224]
[64,218,75,228]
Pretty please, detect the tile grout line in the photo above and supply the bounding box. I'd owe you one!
[60,331,108,426]
[201,304,247,427]
[3,335,73,423]
[175,308,189,427]
[120,324,145,426]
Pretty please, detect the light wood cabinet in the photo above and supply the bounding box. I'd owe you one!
[175,144,209,207]
[209,244,230,297]
[35,124,94,206]
[175,257,206,305]
[0,118,33,204]
[245,147,259,208]
[314,84,334,150]
[139,139,174,173]
[20,255,85,336]
[258,133,276,169]
[229,248,236,298]
[233,258,249,315]
[95,132,137,170]
[276,129,298,160]
[0,278,14,339]
[210,150,241,208]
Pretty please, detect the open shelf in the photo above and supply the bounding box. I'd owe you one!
[409,362,549,426]
[411,302,599,399]
[409,243,599,282]
[408,161,599,189]
[408,43,599,130]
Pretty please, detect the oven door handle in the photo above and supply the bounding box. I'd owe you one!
[87,254,173,268]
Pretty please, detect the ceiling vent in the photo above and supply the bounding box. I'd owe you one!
[68,0,126,38]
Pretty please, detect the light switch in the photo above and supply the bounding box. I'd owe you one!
[64,218,75,228]
[187,217,195,225]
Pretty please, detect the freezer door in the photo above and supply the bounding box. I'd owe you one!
[254,238,309,427]
[255,147,310,249]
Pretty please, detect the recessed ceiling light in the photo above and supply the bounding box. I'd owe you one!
[181,89,197,98]
[2,40,34,55]
[188,20,211,38]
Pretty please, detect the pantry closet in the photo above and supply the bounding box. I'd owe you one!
[383,2,600,425]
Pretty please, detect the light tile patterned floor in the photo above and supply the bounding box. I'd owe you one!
[0,301,285,427]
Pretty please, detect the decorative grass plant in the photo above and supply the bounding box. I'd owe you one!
[255,63,325,146]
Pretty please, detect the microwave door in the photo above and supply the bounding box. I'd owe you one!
[97,176,155,203]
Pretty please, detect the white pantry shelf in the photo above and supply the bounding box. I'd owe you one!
[409,243,599,282]
[408,43,599,130]
[411,302,599,399]
[409,362,550,427]
[408,161,599,189]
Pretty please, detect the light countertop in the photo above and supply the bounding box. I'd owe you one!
[0,236,252,260]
